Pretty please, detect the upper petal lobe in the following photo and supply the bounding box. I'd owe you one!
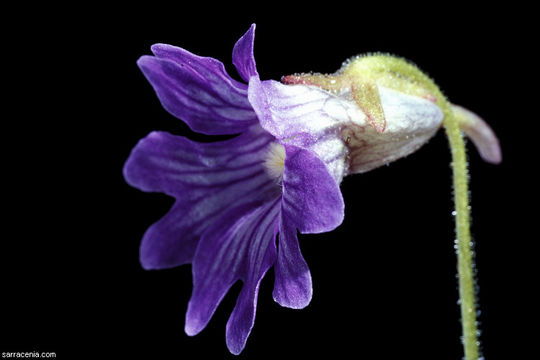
[137,49,256,135]
[232,23,259,83]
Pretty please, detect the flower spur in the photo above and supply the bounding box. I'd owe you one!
[124,24,500,357]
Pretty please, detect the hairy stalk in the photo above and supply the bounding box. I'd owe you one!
[356,56,480,360]
[444,113,479,360]
[288,54,482,359]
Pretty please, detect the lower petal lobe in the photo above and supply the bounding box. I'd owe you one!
[185,199,278,336]
[273,212,312,309]
[225,199,280,355]
[281,145,344,234]
[272,145,345,309]
[184,197,280,355]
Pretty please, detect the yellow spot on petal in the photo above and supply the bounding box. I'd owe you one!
[264,142,286,182]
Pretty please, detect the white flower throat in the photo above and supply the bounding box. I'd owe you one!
[260,84,443,184]
[261,53,499,194]
[263,142,286,182]
[278,54,449,181]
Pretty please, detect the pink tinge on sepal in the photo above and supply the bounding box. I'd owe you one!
[452,104,502,164]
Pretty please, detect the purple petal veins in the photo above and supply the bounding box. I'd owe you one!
[273,145,345,309]
[249,76,445,178]
[125,23,499,355]
[232,24,259,82]
[281,145,344,234]
[123,126,278,270]
[137,47,256,135]
[186,199,280,338]
[125,24,344,355]
[225,199,280,355]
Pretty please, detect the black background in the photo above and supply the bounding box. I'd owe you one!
[2,5,536,359]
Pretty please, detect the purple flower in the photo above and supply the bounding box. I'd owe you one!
[124,24,501,355]
[124,24,343,355]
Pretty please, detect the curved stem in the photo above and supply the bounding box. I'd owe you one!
[356,55,481,359]
[444,116,480,360]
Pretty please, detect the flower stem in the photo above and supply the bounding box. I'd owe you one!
[444,114,480,360]
[400,58,481,360]
[352,55,482,359]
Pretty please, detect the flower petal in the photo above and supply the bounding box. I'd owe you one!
[232,24,259,83]
[123,127,278,269]
[185,199,278,336]
[222,199,280,355]
[282,145,344,234]
[248,77,444,178]
[272,145,344,308]
[273,213,312,309]
[137,200,200,269]
[347,87,443,173]
[137,50,256,135]
[248,76,352,182]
